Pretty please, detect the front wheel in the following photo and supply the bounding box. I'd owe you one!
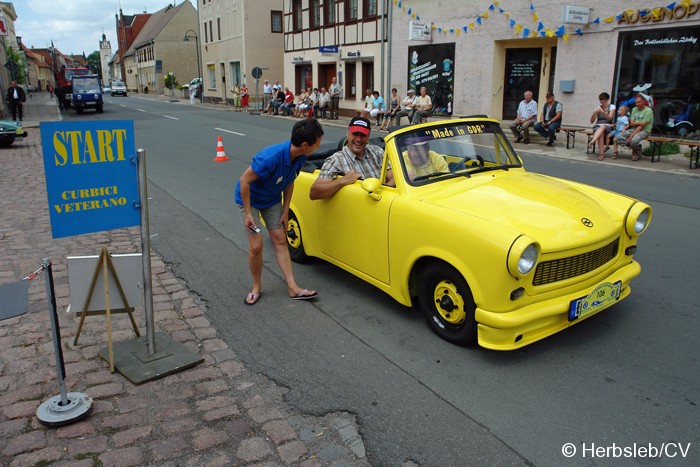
[97,105,104,113]
[286,210,308,263]
[418,263,477,345]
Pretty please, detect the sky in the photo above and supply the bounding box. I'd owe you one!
[13,0,196,56]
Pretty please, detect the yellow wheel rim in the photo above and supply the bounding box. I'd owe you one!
[433,279,466,325]
[286,219,301,249]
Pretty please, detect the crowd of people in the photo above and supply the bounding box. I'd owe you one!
[510,88,654,162]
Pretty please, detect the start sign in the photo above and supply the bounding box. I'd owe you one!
[40,120,140,238]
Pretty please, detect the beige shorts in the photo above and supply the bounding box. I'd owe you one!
[237,203,283,235]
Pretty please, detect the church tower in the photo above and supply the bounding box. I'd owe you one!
[99,32,112,84]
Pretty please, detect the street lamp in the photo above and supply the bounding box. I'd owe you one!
[182,30,203,103]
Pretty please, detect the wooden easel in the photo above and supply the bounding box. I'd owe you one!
[73,247,140,372]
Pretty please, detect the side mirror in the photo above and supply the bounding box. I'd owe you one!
[361,178,382,201]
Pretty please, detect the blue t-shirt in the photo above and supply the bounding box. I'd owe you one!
[235,141,306,209]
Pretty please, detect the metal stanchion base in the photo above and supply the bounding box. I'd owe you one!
[99,331,204,385]
[36,392,93,427]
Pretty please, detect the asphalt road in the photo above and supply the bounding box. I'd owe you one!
[63,97,700,466]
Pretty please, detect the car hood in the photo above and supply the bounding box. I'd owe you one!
[420,171,626,250]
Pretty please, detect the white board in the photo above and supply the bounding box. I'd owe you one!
[67,253,143,312]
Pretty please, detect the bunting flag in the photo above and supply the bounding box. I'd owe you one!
[523,28,530,38]
[537,21,544,31]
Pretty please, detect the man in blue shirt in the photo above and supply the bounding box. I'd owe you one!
[235,119,324,304]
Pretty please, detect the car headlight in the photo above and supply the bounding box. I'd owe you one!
[94,94,99,99]
[76,95,82,100]
[507,236,539,278]
[625,203,652,236]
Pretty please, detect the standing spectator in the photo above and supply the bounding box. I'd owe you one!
[232,82,241,111]
[272,80,282,94]
[6,80,26,121]
[54,85,65,110]
[380,88,400,131]
[235,118,324,304]
[411,86,433,124]
[48,84,54,98]
[588,92,616,160]
[263,79,273,111]
[394,89,416,125]
[509,90,538,143]
[315,87,330,118]
[615,94,654,161]
[240,83,249,112]
[329,76,342,119]
[533,92,563,146]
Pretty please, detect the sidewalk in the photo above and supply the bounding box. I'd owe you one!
[0,94,370,466]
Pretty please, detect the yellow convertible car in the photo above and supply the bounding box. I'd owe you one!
[286,118,651,350]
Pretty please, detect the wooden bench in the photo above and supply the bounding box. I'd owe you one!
[557,125,590,150]
[644,136,700,168]
[679,140,700,169]
[644,136,675,163]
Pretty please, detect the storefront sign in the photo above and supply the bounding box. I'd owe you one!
[40,121,140,239]
[619,3,699,24]
[292,56,306,63]
[345,50,362,58]
[319,46,338,53]
[632,35,697,46]
[408,43,455,115]
[409,21,432,41]
[561,6,590,24]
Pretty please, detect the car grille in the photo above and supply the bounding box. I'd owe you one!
[532,238,620,286]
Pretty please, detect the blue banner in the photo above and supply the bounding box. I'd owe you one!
[40,120,140,239]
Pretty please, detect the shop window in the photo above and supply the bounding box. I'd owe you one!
[614,26,700,135]
[310,0,320,29]
[324,0,335,25]
[293,0,303,31]
[271,11,283,33]
[217,18,221,40]
[346,0,358,22]
[364,0,377,18]
[230,61,241,86]
[346,62,356,98]
[204,22,208,43]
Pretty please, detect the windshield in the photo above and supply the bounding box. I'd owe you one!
[113,81,125,87]
[395,121,522,185]
[73,78,101,94]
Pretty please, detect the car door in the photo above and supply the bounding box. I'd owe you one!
[317,182,398,285]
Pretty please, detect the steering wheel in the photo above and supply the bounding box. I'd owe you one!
[461,154,484,168]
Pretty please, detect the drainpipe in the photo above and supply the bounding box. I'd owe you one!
[386,0,393,98]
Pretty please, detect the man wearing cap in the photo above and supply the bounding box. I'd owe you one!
[394,89,416,126]
[402,136,450,181]
[310,117,394,200]
[533,92,563,146]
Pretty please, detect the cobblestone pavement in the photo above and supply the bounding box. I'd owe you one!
[0,94,370,467]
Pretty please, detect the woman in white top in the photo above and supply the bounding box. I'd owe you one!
[588,92,616,161]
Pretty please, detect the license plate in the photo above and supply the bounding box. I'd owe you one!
[15,128,23,135]
[569,281,622,321]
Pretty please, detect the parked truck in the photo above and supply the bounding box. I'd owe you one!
[56,66,90,109]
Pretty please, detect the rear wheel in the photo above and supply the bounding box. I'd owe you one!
[286,210,308,263]
[418,263,477,345]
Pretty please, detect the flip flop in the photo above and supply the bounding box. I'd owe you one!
[290,289,318,300]
[244,292,261,305]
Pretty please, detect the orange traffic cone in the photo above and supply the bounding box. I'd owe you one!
[213,135,230,162]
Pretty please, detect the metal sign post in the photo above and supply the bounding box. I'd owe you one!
[250,66,263,115]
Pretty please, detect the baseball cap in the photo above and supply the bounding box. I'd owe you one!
[405,135,431,146]
[407,89,415,94]
[349,117,371,135]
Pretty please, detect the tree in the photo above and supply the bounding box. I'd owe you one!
[5,46,26,84]
[165,72,179,90]
[86,51,102,79]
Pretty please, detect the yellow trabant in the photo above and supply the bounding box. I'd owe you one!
[286,118,651,350]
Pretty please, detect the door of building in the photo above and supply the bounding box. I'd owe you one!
[503,48,541,120]
[295,65,312,93]
[317,63,337,91]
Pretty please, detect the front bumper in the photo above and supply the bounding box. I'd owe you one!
[475,260,641,350]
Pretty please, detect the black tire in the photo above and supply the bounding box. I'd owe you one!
[676,122,693,137]
[111,92,114,96]
[418,263,477,345]
[97,105,104,113]
[76,107,83,114]
[124,93,127,97]
[286,210,308,263]
[0,138,14,148]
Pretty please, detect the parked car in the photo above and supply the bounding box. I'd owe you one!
[286,118,652,350]
[111,81,127,96]
[0,120,27,147]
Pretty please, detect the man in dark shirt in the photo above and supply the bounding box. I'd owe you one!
[6,81,26,121]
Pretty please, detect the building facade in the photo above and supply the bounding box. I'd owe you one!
[388,0,700,128]
[198,0,284,106]
[122,1,199,94]
[282,0,388,116]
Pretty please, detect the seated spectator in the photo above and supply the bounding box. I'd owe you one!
[615,94,653,161]
[608,105,630,160]
[315,87,330,118]
[588,92,616,160]
[268,89,285,115]
[411,86,432,124]
[533,92,563,146]
[394,89,416,126]
[308,88,319,118]
[509,90,538,143]
[381,88,400,131]
[280,87,295,116]
[359,89,374,118]
[369,91,386,126]
[294,89,309,117]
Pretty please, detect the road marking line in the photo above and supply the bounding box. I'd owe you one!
[137,108,146,112]
[215,127,245,136]
[120,104,127,107]
[164,115,179,120]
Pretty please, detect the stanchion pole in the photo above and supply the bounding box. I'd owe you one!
[137,148,156,356]
[43,258,68,406]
